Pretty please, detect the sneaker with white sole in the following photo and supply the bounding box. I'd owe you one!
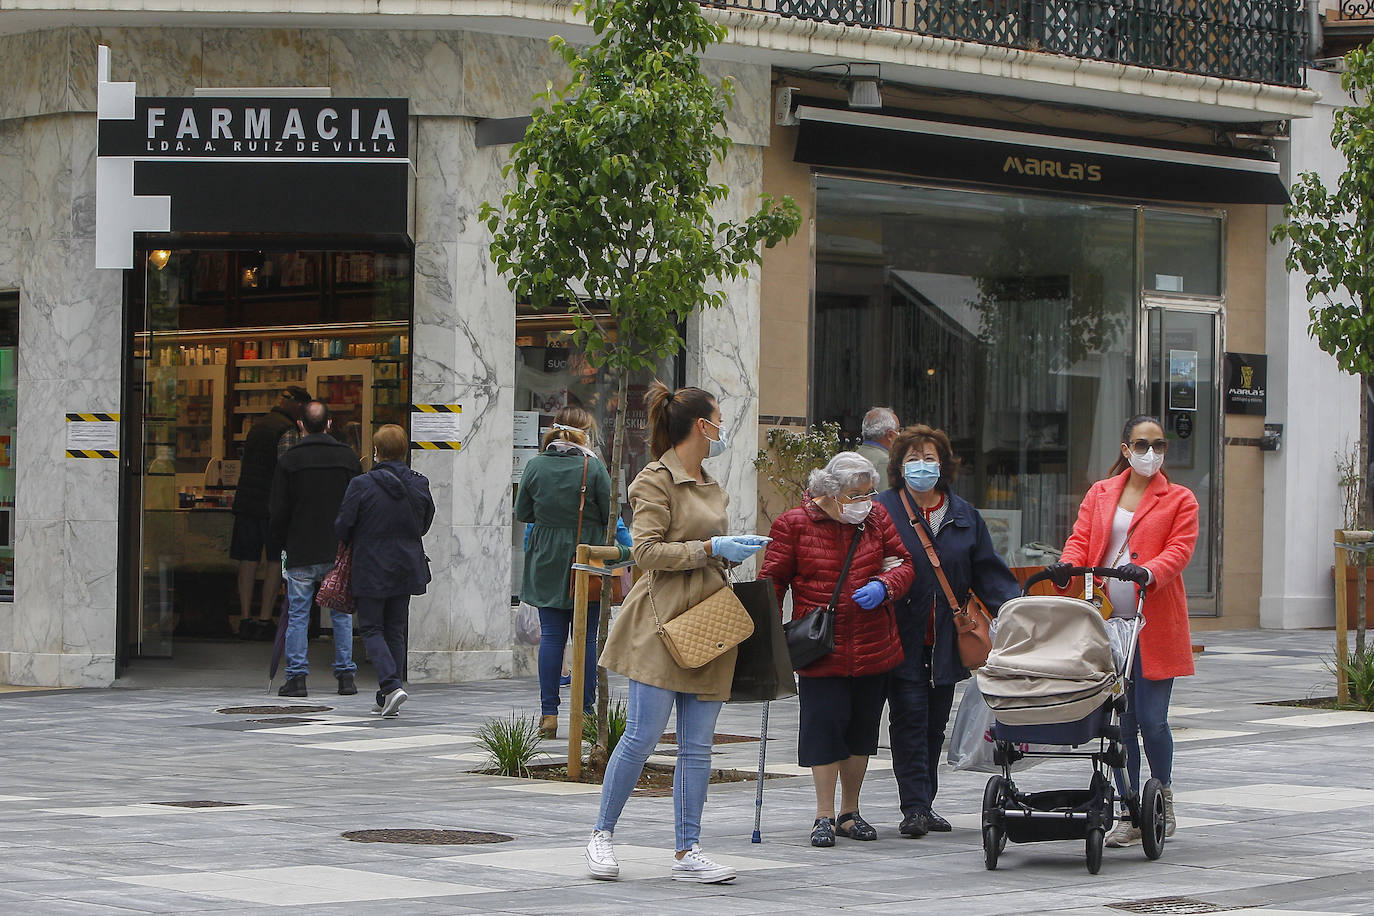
[671,845,736,884]
[380,688,408,718]
[1163,786,1176,837]
[585,829,619,879]
[1105,822,1141,847]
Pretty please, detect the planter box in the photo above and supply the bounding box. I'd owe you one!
[1337,564,1374,630]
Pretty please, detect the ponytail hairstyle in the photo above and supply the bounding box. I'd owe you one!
[645,380,717,459]
[1108,414,1164,476]
[541,405,597,450]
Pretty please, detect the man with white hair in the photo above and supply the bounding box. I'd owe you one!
[855,407,899,472]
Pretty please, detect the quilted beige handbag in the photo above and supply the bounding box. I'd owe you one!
[648,573,755,670]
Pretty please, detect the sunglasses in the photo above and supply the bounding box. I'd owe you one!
[1127,438,1169,456]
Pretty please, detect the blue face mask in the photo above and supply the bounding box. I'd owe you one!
[903,459,941,492]
[703,418,728,459]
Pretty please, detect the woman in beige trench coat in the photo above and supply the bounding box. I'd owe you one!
[584,381,768,885]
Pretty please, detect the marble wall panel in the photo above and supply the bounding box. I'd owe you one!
[406,649,453,683]
[451,649,513,682]
[414,119,464,246]
[407,524,455,652]
[450,384,515,530]
[412,242,460,390]
[64,457,119,523]
[701,58,773,149]
[13,520,63,656]
[15,379,65,521]
[452,241,513,391]
[0,121,25,245]
[60,653,115,688]
[8,651,59,687]
[20,115,74,244]
[20,239,122,383]
[462,33,572,120]
[201,30,329,90]
[0,29,70,121]
[453,122,511,245]
[0,239,24,292]
[449,524,514,650]
[63,522,118,656]
[67,27,204,111]
[330,31,465,117]
[69,116,98,241]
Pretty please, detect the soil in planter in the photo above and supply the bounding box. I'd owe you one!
[524,761,782,794]
[1263,696,1339,709]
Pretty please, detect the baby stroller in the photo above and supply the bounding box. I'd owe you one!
[974,566,1166,874]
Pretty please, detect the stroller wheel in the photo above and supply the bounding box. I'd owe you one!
[982,776,1009,870]
[1085,827,1104,875]
[1140,778,1167,860]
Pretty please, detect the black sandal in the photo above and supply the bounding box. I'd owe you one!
[836,811,878,841]
[811,816,836,847]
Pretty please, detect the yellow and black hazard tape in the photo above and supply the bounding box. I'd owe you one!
[66,449,119,459]
[411,404,461,414]
[409,441,461,450]
[65,412,120,422]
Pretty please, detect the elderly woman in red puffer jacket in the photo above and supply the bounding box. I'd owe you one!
[761,452,914,848]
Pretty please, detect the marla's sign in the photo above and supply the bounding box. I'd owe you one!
[98,98,408,160]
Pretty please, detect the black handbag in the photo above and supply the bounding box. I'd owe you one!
[729,578,797,702]
[783,524,865,670]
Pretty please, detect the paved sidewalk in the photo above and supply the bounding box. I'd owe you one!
[2,629,1373,914]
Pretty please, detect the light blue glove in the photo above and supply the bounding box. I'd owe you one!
[710,535,767,564]
[852,580,887,610]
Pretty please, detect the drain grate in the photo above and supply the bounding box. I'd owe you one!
[217,705,332,715]
[1108,899,1235,915]
[246,717,324,725]
[341,829,513,845]
[151,801,247,809]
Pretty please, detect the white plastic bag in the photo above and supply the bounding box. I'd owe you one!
[1104,616,1137,673]
[947,680,1068,773]
[515,602,541,646]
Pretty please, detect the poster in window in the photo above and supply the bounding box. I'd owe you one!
[1167,349,1197,412]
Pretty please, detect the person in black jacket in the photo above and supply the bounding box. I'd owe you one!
[232,386,310,640]
[335,424,435,717]
[270,401,363,698]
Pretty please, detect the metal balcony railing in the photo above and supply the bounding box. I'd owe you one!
[1338,1,1374,19]
[706,1,1307,87]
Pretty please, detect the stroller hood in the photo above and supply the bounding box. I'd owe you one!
[976,595,1118,726]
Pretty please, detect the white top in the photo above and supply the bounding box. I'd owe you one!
[1104,506,1137,617]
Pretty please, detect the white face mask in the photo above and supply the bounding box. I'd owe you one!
[840,499,873,525]
[1127,448,1164,478]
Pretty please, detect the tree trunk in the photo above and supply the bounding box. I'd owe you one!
[590,368,632,770]
[1362,374,1370,657]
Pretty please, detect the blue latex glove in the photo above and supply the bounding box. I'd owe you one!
[615,517,633,548]
[852,580,887,610]
[710,535,768,563]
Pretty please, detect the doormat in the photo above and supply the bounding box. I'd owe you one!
[341,829,513,845]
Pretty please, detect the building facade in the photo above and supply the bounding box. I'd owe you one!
[0,1,1357,688]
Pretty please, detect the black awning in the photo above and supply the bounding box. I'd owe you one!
[792,107,1289,206]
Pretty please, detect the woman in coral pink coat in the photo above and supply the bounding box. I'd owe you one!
[1047,415,1198,849]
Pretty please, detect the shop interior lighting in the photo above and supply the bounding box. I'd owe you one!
[148,249,171,271]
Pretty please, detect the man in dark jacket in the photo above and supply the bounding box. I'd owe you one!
[232,386,310,639]
[270,401,362,697]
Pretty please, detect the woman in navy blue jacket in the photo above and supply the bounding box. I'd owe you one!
[335,424,435,717]
[874,425,1019,839]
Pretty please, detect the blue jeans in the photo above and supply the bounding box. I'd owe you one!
[1117,650,1174,795]
[888,648,956,815]
[595,679,723,852]
[538,603,599,716]
[284,563,356,678]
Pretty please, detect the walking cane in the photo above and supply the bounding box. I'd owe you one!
[752,700,769,843]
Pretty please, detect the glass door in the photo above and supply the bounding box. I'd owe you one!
[1144,299,1220,616]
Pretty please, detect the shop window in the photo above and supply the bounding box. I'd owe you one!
[813,178,1141,563]
[1144,210,1222,297]
[0,292,14,601]
[125,247,411,654]
[512,306,678,600]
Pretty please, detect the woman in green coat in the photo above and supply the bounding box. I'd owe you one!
[515,406,611,738]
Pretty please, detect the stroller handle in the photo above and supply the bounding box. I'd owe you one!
[1021,565,1140,595]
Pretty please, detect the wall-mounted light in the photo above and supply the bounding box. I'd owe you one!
[148,249,171,271]
[805,62,884,110]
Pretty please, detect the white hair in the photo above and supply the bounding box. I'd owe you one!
[861,407,898,441]
[807,451,881,499]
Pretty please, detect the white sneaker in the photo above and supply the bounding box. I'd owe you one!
[380,688,408,718]
[671,845,736,884]
[585,829,619,879]
[1105,822,1141,848]
[1163,786,1176,837]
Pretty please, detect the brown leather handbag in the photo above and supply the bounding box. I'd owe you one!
[902,490,994,670]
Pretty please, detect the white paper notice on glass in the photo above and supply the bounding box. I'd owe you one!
[410,405,463,449]
[512,447,540,484]
[513,411,541,448]
[65,412,120,457]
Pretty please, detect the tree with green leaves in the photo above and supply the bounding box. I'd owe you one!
[1271,43,1374,669]
[480,0,801,766]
